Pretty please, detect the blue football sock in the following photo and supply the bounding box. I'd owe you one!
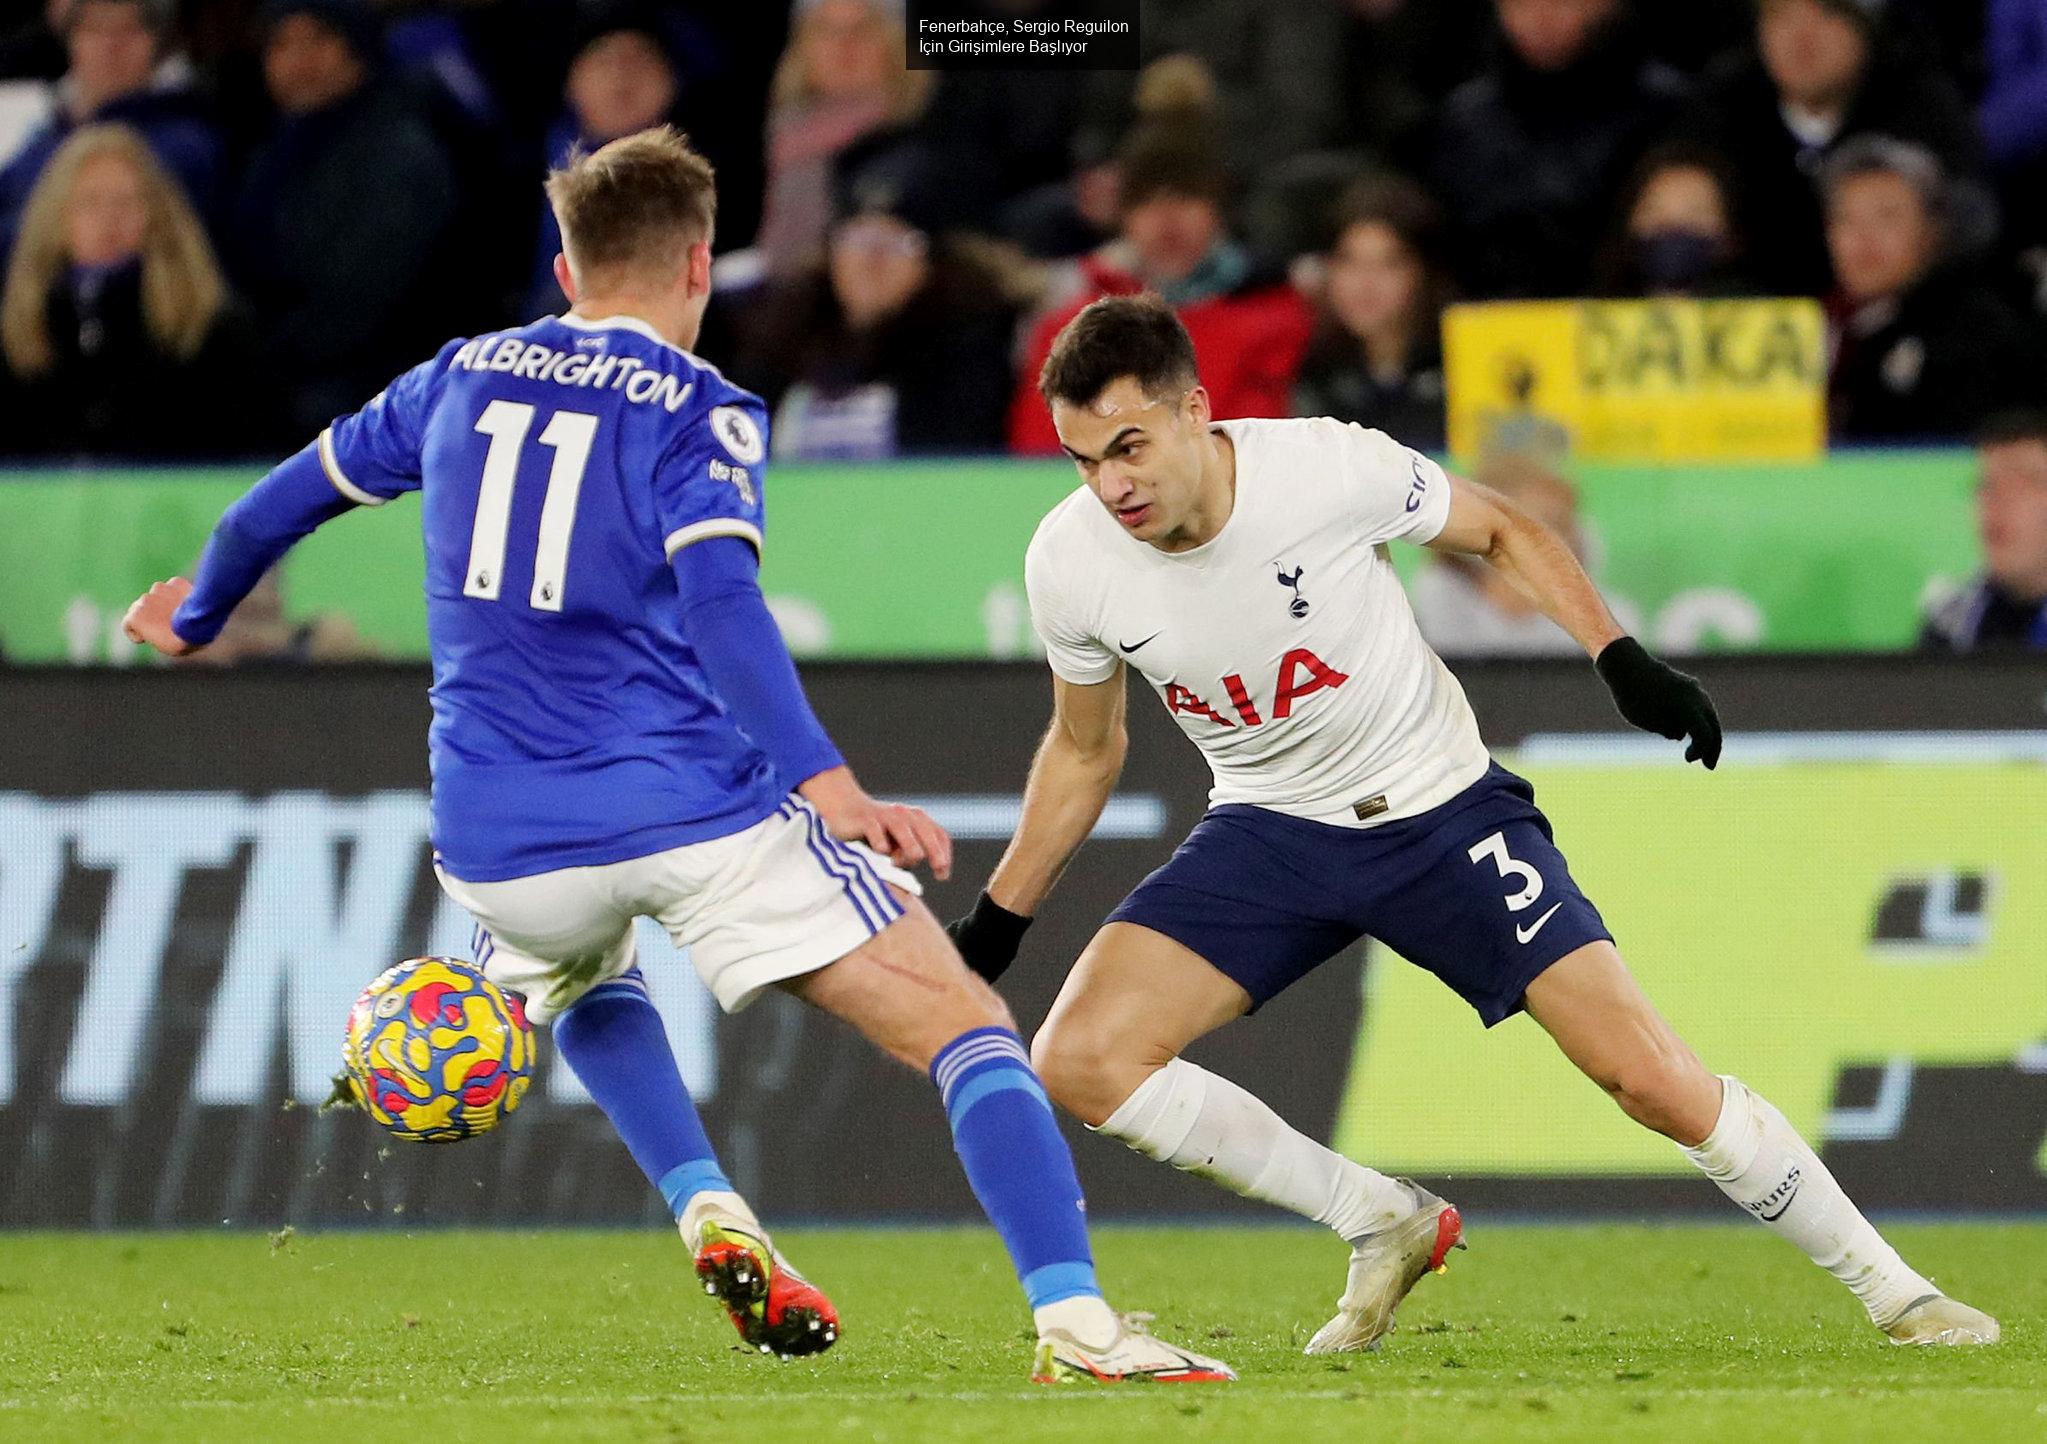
[550,967,730,1217]
[930,1026,1101,1307]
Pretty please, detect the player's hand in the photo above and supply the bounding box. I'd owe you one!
[800,766,953,880]
[121,577,201,657]
[1594,636,1722,769]
[945,892,1033,984]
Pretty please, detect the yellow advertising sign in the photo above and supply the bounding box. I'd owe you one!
[1443,298,1826,462]
[1333,751,2047,1175]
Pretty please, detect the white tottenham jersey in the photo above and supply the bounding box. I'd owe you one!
[1026,416,1491,827]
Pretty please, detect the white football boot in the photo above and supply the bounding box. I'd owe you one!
[1882,1293,2000,1347]
[1305,1178,1466,1354]
[1032,1312,1237,1384]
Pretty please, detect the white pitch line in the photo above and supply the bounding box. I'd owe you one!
[5,1383,2037,1412]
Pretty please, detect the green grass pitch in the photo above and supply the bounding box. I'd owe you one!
[1,1223,2039,1442]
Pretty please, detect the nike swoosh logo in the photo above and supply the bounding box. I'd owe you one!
[1515,902,1563,944]
[1755,1184,1801,1221]
[1118,632,1162,654]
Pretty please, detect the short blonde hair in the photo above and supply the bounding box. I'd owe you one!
[2,124,225,378]
[544,126,717,291]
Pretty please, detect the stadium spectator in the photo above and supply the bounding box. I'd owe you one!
[1678,0,1985,296]
[524,4,691,317]
[1007,128,1313,455]
[1595,143,1752,297]
[1921,411,2047,651]
[1822,137,2046,441]
[1409,451,1638,655]
[229,0,455,432]
[523,1,773,311]
[369,0,593,325]
[0,124,262,458]
[732,166,1022,459]
[753,0,930,278]
[1426,0,1688,298]
[0,0,224,254]
[1291,174,1451,451]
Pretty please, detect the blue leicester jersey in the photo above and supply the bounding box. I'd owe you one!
[319,313,787,881]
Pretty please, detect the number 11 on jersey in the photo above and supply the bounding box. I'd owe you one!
[466,400,600,612]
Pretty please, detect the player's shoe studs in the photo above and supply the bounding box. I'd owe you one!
[684,1204,839,1360]
[1305,1179,1466,1355]
[1882,1294,2000,1347]
[1030,1313,1236,1384]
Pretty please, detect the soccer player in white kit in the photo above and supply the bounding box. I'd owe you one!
[946,294,1999,1353]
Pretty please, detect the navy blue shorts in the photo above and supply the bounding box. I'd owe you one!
[1106,763,1611,1026]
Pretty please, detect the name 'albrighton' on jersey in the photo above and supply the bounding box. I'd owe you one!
[448,333,696,412]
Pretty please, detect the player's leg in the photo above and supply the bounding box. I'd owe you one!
[1032,921,1419,1247]
[1028,808,1459,1357]
[787,893,1234,1383]
[440,866,735,1216]
[1373,767,1998,1348]
[436,865,825,1356]
[670,798,1229,1381]
[1523,941,2000,1346]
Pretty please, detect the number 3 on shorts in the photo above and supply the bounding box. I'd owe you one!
[1467,830,1544,912]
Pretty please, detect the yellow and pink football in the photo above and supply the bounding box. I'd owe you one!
[342,957,534,1143]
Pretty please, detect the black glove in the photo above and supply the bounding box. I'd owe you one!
[1595,637,1723,769]
[945,891,1032,983]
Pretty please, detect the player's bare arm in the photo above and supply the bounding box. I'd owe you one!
[948,670,1128,980]
[1426,472,1626,656]
[1429,471,1724,769]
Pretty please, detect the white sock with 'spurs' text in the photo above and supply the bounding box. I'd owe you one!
[1682,1075,1936,1326]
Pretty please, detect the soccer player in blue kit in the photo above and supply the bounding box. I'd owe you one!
[944,295,2000,1354]
[121,130,1231,1385]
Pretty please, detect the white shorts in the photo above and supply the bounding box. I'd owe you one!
[435,797,922,1023]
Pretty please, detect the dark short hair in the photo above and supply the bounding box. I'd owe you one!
[1038,293,1199,408]
[1976,409,2047,449]
[1330,172,1442,257]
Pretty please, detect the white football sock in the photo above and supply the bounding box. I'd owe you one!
[1095,1057,1413,1245]
[1683,1075,1937,1327]
[1033,1293,1121,1344]
[677,1189,761,1240]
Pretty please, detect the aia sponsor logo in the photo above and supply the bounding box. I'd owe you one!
[1164,648,1349,728]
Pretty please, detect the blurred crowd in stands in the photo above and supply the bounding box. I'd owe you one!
[2,0,2047,467]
